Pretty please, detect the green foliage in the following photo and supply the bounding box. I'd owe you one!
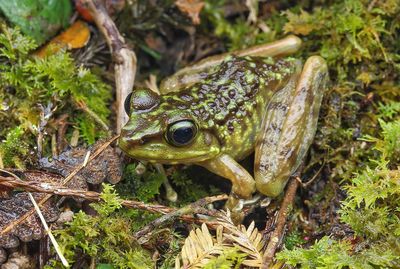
[54,184,153,269]
[283,230,306,251]
[170,170,214,205]
[202,0,281,50]
[278,237,354,269]
[0,26,111,167]
[362,119,400,163]
[0,126,30,168]
[277,107,400,267]
[278,235,398,268]
[378,101,400,120]
[118,163,165,202]
[282,0,399,83]
[203,247,246,269]
[0,0,72,45]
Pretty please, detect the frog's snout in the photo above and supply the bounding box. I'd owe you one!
[119,129,148,149]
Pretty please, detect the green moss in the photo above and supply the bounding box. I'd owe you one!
[0,126,30,168]
[203,247,246,269]
[118,163,165,202]
[53,184,153,269]
[0,26,111,167]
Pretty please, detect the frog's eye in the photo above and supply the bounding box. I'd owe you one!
[124,92,133,114]
[166,120,197,147]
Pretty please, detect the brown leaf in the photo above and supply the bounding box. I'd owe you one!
[35,20,91,58]
[175,0,205,25]
[0,171,63,249]
[39,141,122,184]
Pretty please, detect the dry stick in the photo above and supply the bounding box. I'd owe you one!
[0,175,228,225]
[0,175,173,215]
[0,135,119,236]
[83,0,137,134]
[261,177,299,269]
[134,195,226,244]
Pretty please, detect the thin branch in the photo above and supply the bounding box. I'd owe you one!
[0,175,171,214]
[0,174,227,227]
[261,176,299,269]
[0,135,119,236]
[83,0,137,133]
[74,100,110,134]
[135,195,227,244]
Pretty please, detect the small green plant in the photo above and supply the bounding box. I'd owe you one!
[0,26,111,167]
[277,106,400,268]
[53,184,153,268]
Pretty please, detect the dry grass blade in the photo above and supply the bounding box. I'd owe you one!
[178,223,224,269]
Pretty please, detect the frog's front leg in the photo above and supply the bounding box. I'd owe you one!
[255,56,328,197]
[197,154,256,218]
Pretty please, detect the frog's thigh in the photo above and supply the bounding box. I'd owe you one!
[197,154,256,199]
[160,35,302,94]
[255,56,328,197]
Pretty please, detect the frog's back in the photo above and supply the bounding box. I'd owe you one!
[161,56,298,160]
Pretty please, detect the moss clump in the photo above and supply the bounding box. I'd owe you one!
[0,26,111,167]
[278,134,400,267]
[52,184,153,269]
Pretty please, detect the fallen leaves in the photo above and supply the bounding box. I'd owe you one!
[0,171,62,250]
[39,140,122,184]
[35,20,91,58]
[175,0,205,25]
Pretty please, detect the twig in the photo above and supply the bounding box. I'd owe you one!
[0,174,227,225]
[0,135,119,236]
[261,177,299,269]
[297,162,324,188]
[0,175,172,214]
[75,100,110,134]
[135,195,227,244]
[83,0,137,134]
[367,0,378,11]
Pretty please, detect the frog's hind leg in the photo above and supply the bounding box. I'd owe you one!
[254,56,328,197]
[160,35,302,94]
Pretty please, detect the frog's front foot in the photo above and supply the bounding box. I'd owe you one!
[225,193,263,224]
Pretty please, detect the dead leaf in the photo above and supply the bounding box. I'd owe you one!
[0,171,64,249]
[39,141,122,184]
[35,20,91,58]
[175,0,205,25]
[74,0,126,22]
[75,0,94,22]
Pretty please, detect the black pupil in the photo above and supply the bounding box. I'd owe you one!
[173,127,194,145]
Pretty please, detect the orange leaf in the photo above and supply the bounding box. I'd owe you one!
[75,0,94,22]
[175,0,205,25]
[35,20,90,58]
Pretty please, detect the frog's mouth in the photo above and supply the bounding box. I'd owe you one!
[119,132,221,164]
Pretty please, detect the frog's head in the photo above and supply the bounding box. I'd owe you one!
[119,88,220,164]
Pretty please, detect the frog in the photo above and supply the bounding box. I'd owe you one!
[119,35,328,218]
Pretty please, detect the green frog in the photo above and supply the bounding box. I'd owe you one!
[119,35,328,216]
